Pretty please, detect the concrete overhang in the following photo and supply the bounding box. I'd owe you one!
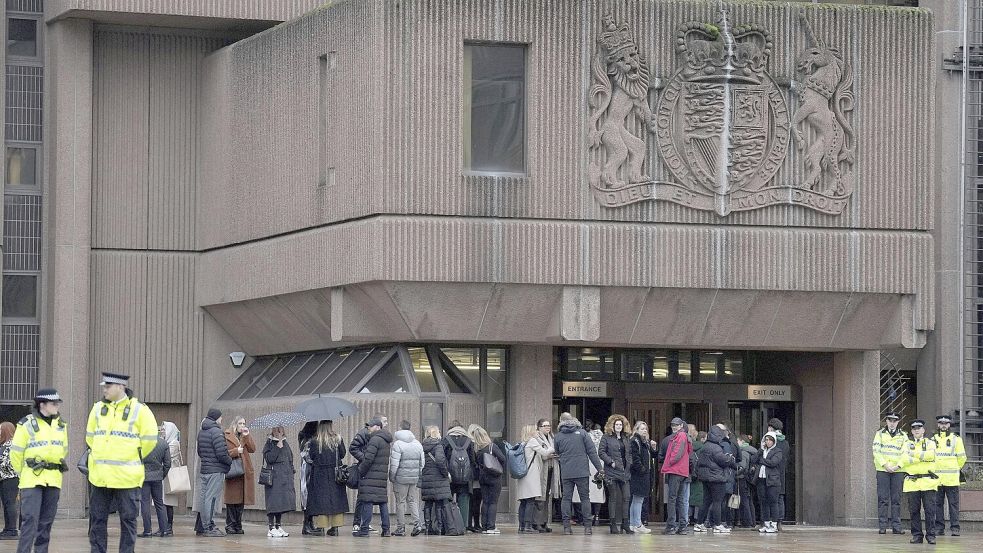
[202,282,926,357]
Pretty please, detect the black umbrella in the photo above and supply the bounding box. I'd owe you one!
[295,396,359,422]
[249,411,308,428]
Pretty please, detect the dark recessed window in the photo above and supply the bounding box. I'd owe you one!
[7,18,37,57]
[6,147,37,187]
[2,274,37,319]
[464,44,526,174]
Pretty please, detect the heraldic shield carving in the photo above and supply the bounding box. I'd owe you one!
[588,11,856,216]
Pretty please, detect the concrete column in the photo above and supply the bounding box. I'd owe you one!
[43,18,93,518]
[919,0,963,420]
[505,345,553,521]
[832,351,880,527]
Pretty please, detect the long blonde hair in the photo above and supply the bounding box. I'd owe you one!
[316,420,340,452]
[226,416,245,436]
[471,425,492,450]
[424,425,441,440]
[520,424,538,442]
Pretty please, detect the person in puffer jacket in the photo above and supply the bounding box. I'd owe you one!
[695,425,737,534]
[355,418,393,537]
[420,426,452,535]
[195,409,233,536]
[389,420,424,536]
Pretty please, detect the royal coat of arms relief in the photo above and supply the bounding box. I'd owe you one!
[589,11,856,216]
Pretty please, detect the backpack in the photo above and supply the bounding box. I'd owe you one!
[448,438,474,485]
[503,440,533,479]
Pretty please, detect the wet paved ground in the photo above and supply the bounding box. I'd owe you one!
[26,519,979,553]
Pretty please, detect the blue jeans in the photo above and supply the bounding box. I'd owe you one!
[629,495,645,527]
[359,501,390,534]
[681,479,691,526]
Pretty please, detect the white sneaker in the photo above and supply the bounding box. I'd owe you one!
[267,528,277,538]
[693,524,707,533]
[636,525,652,534]
[758,524,769,533]
[276,527,289,537]
[765,522,778,534]
[713,524,730,533]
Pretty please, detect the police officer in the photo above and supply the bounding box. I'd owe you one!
[872,411,907,534]
[9,388,68,553]
[901,419,938,544]
[86,372,158,553]
[933,414,966,536]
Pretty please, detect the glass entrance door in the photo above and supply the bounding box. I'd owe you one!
[626,401,710,522]
[728,400,796,523]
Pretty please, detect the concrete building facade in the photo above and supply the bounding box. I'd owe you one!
[0,0,968,528]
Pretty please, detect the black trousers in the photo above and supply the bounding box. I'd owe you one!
[17,486,59,553]
[605,479,630,527]
[89,486,140,553]
[480,481,501,529]
[1,477,19,532]
[907,490,937,540]
[935,486,960,533]
[141,480,168,534]
[665,473,687,530]
[225,503,244,531]
[875,471,904,531]
[469,486,482,528]
[560,478,591,528]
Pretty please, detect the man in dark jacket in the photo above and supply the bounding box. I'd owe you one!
[355,418,393,537]
[767,418,790,527]
[696,425,737,534]
[553,413,603,535]
[140,435,171,537]
[350,414,387,534]
[195,409,233,537]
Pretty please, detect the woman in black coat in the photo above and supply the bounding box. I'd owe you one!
[472,426,506,534]
[262,426,296,537]
[355,423,393,536]
[305,421,349,536]
[752,432,785,533]
[629,421,657,533]
[598,414,633,534]
[420,427,452,534]
[695,425,738,533]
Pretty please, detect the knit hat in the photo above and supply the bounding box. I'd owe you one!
[767,418,784,431]
[206,408,222,421]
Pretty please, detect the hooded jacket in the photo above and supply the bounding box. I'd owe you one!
[696,426,736,483]
[358,428,394,503]
[389,429,424,485]
[197,417,233,475]
[753,431,784,488]
[553,417,603,480]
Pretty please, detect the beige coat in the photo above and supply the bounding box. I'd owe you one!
[519,434,561,500]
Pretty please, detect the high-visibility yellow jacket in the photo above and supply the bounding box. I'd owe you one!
[872,427,908,472]
[932,431,967,487]
[85,395,158,489]
[9,413,69,489]
[902,436,939,492]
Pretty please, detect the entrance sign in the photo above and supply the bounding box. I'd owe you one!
[562,381,609,398]
[747,385,800,402]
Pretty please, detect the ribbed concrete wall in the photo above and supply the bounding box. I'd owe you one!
[197,0,934,250]
[46,0,322,22]
[198,217,934,332]
[91,28,225,250]
[89,251,203,403]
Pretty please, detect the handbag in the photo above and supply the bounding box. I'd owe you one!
[481,449,503,476]
[226,457,244,479]
[334,445,350,485]
[164,465,192,493]
[258,461,273,487]
[346,462,361,489]
[727,493,741,509]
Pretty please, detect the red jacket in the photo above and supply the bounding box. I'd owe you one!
[660,430,691,477]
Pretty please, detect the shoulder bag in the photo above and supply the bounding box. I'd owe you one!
[334,443,350,485]
[481,447,503,476]
[164,449,192,493]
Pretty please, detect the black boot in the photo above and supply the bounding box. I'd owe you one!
[610,524,621,534]
[302,516,324,536]
[621,523,635,535]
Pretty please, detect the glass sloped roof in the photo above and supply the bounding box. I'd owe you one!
[219,345,478,400]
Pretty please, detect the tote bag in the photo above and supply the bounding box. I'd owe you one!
[164,465,192,494]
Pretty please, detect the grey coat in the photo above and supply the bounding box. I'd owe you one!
[553,418,603,480]
[389,429,424,485]
[142,438,171,482]
[262,438,297,514]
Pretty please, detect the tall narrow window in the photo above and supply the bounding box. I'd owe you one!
[7,18,37,57]
[464,44,526,174]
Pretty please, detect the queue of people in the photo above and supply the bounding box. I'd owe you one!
[872,412,967,544]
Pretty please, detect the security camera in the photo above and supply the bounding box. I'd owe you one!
[229,352,247,368]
